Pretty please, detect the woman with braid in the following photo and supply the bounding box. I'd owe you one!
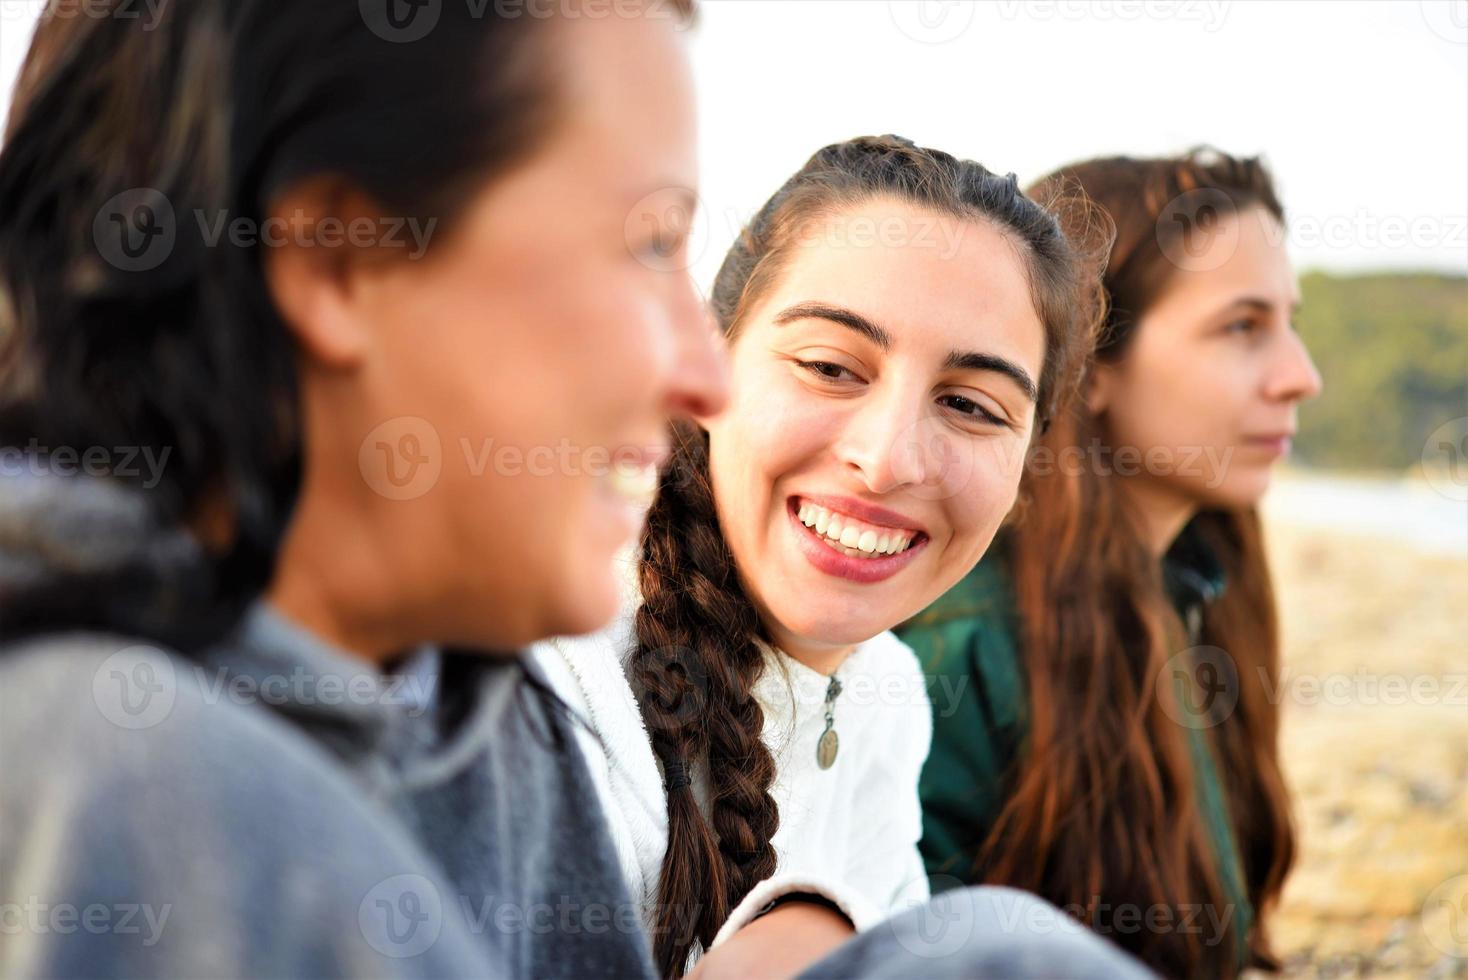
[534,134,1115,978]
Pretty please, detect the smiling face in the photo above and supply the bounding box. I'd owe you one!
[1091,204,1323,516]
[376,12,722,645]
[701,198,1046,663]
[270,8,726,656]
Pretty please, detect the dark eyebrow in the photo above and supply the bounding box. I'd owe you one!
[776,301,1040,404]
[1226,296,1302,316]
[942,350,1038,403]
[774,303,892,351]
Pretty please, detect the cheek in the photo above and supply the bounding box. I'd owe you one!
[560,269,674,368]
[379,251,642,571]
[512,266,666,394]
[452,261,670,446]
[708,373,837,545]
[942,439,1026,556]
[1110,352,1232,453]
[711,384,796,500]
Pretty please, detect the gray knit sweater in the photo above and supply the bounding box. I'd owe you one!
[0,471,655,978]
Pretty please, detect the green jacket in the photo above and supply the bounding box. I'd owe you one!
[896,522,1252,967]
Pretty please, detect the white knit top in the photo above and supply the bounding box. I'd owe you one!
[530,558,932,963]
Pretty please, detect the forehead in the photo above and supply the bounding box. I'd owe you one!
[1151,204,1299,315]
[550,12,697,191]
[754,198,1047,378]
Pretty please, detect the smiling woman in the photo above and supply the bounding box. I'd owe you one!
[533,134,1113,978]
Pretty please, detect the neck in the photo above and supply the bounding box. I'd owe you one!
[1117,475,1197,558]
[264,439,436,665]
[266,530,416,665]
[762,623,856,677]
[266,575,397,666]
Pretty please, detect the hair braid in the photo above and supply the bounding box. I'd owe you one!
[630,419,779,978]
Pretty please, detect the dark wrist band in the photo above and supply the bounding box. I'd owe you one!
[755,891,853,926]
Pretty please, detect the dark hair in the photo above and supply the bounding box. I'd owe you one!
[983,148,1296,979]
[0,0,689,649]
[629,134,1109,977]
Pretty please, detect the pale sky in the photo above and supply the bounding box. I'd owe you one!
[3,0,1465,288]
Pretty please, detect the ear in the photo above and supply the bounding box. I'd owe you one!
[262,177,387,370]
[1084,360,1116,416]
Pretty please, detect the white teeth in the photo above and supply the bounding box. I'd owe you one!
[794,498,919,559]
[608,463,659,506]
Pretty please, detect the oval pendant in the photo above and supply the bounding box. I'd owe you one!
[816,729,839,769]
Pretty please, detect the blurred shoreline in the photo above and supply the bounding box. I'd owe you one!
[1265,467,1468,559]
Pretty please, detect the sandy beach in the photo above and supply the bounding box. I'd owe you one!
[1262,512,1468,978]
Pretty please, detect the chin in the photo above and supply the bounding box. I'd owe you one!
[552,579,622,640]
[767,598,894,649]
[1196,469,1273,511]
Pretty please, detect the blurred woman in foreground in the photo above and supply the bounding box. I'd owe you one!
[0,1,722,974]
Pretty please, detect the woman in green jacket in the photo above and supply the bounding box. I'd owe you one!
[898,149,1322,979]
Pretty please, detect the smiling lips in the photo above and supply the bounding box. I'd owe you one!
[786,494,929,585]
[796,499,918,558]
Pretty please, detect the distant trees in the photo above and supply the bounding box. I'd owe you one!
[1294,271,1467,472]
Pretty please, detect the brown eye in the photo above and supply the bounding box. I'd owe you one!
[797,360,856,383]
[939,394,1006,427]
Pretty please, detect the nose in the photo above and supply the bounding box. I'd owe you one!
[661,275,730,420]
[1262,327,1323,404]
[831,382,934,495]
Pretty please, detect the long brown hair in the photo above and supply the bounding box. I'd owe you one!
[978,149,1297,978]
[628,134,1109,977]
